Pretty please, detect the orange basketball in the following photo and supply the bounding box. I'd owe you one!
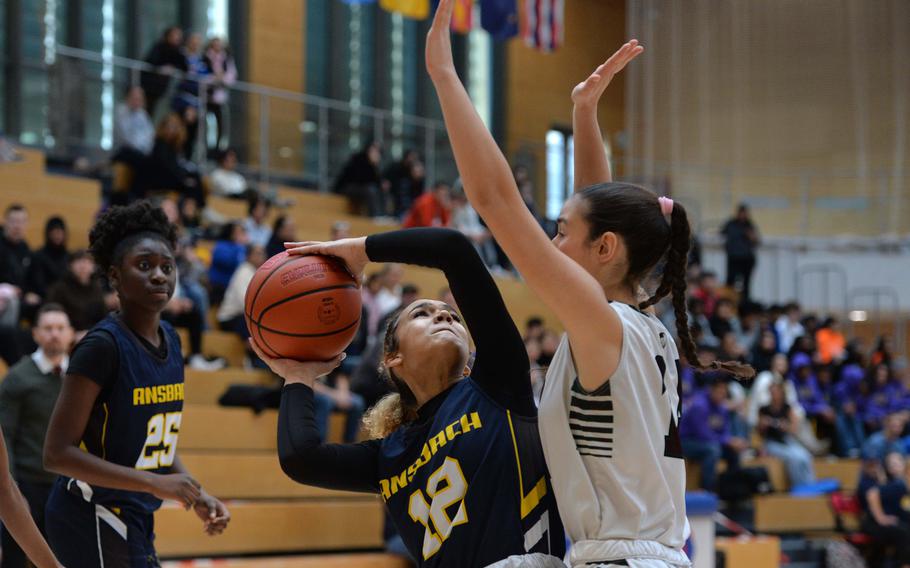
[244,252,362,361]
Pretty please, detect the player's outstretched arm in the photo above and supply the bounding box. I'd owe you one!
[0,429,63,568]
[426,0,622,388]
[44,374,202,509]
[572,40,643,191]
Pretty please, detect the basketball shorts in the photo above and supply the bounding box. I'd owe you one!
[45,479,160,568]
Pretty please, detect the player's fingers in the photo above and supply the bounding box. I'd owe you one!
[283,241,320,248]
[284,244,326,256]
[431,0,455,30]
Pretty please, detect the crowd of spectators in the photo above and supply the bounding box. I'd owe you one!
[111,26,239,210]
[663,257,909,501]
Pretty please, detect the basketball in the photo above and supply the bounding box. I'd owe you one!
[244,252,362,361]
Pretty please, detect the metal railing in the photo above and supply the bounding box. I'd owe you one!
[39,45,454,192]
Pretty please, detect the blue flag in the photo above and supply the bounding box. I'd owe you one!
[339,0,376,4]
[481,0,519,40]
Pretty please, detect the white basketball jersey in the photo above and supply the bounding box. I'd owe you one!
[538,302,690,567]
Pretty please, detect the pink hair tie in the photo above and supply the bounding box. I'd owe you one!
[658,196,674,219]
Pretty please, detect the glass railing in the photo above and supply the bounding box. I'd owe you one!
[30,44,458,192]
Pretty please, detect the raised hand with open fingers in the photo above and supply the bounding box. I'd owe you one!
[572,39,644,109]
[425,0,457,80]
[248,339,345,387]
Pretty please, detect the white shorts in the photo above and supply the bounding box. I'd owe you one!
[486,553,568,568]
[585,560,687,568]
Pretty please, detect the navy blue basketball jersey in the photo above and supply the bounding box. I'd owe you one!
[378,378,565,566]
[65,315,185,514]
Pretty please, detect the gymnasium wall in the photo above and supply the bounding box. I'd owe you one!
[625,0,910,238]
[504,0,627,206]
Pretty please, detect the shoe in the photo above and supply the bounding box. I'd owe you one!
[188,354,227,371]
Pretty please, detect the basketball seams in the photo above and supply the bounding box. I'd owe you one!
[245,253,362,360]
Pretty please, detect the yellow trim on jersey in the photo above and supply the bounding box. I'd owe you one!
[101,403,110,460]
[506,410,548,519]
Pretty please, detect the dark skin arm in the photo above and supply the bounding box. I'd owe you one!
[43,373,202,508]
[0,429,62,568]
[171,454,230,535]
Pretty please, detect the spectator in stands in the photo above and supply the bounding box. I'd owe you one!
[46,250,112,339]
[266,215,296,259]
[861,452,910,566]
[360,273,385,341]
[871,335,895,367]
[330,221,351,241]
[863,363,907,433]
[161,280,226,371]
[313,374,365,444]
[242,195,271,248]
[759,381,816,487]
[0,304,73,568]
[718,332,748,364]
[790,353,836,447]
[833,356,866,458]
[375,263,404,317]
[402,182,452,229]
[113,86,155,165]
[721,203,760,301]
[172,32,209,157]
[203,37,237,151]
[862,413,907,463]
[690,271,719,319]
[140,26,188,116]
[383,149,423,217]
[0,205,38,322]
[537,330,560,368]
[687,297,718,347]
[709,299,740,341]
[681,380,750,491]
[449,185,499,270]
[775,303,805,354]
[25,217,69,307]
[143,113,205,207]
[333,141,387,218]
[750,329,778,373]
[208,221,249,305]
[209,148,251,200]
[217,244,266,338]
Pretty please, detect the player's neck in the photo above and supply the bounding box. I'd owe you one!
[119,307,162,347]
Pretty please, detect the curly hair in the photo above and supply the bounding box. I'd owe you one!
[89,201,178,272]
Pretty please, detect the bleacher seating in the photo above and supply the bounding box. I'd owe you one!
[0,149,894,560]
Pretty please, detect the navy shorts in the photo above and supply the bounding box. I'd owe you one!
[45,479,160,568]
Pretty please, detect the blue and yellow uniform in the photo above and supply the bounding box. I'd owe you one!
[278,229,565,567]
[45,315,185,568]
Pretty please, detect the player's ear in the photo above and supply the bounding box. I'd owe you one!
[384,352,403,372]
[461,365,470,378]
[595,231,620,264]
[107,266,120,290]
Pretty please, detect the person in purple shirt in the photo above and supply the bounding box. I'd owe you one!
[790,353,836,444]
[863,364,907,433]
[829,363,866,457]
[681,380,750,491]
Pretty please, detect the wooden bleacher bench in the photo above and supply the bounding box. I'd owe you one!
[180,404,277,451]
[161,553,411,568]
[184,368,275,405]
[177,329,247,368]
[155,499,384,557]
[753,494,835,532]
[815,458,860,490]
[178,452,369,500]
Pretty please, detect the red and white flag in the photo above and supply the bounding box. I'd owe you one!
[521,0,564,52]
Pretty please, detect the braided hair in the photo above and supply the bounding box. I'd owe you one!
[576,183,754,378]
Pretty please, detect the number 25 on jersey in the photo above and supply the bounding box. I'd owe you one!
[135,412,181,470]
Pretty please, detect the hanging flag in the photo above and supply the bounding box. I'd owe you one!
[431,0,474,33]
[380,0,430,19]
[521,0,564,52]
[450,0,474,33]
[481,0,519,40]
